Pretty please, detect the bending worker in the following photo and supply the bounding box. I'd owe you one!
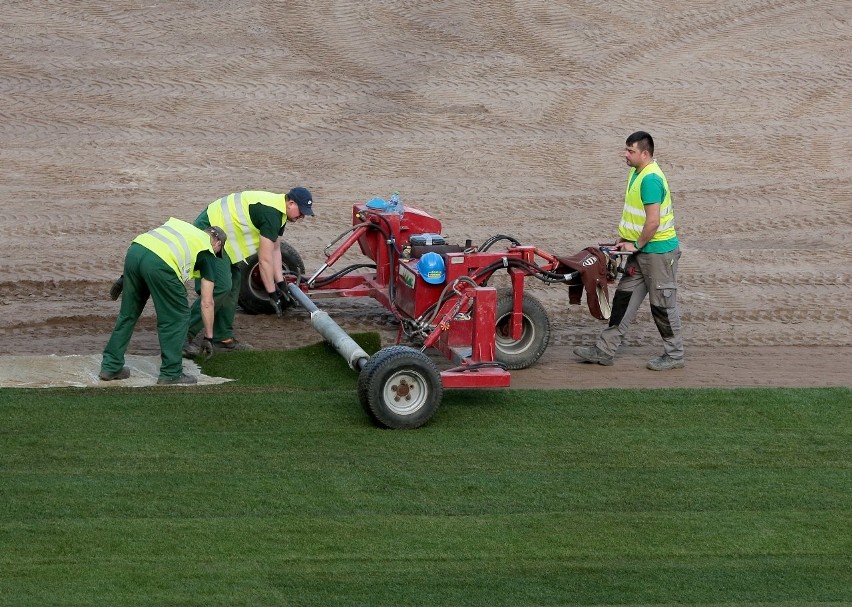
[99,218,226,385]
[184,188,314,353]
[574,131,684,371]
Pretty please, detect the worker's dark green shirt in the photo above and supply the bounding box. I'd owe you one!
[195,251,218,281]
[250,203,287,240]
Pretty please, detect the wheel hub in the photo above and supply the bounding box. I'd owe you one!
[392,379,414,401]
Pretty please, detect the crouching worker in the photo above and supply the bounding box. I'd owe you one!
[99,218,227,385]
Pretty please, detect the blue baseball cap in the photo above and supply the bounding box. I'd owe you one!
[287,187,314,216]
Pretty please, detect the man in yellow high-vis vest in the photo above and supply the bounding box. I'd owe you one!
[574,131,684,371]
[184,187,314,353]
[99,219,226,385]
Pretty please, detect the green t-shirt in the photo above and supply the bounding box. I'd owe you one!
[627,172,678,253]
[628,171,667,203]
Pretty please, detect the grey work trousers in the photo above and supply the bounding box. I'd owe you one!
[597,248,684,359]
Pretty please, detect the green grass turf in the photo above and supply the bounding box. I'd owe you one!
[1,336,849,606]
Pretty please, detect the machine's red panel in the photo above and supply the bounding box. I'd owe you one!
[394,258,445,318]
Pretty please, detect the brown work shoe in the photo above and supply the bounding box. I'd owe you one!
[573,345,614,366]
[213,338,254,352]
[99,367,130,381]
[157,373,198,385]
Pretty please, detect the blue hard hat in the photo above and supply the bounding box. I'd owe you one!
[418,252,446,285]
[366,197,388,209]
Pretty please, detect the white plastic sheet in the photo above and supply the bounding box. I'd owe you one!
[0,354,233,388]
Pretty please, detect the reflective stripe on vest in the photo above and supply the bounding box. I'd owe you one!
[618,161,676,243]
[206,191,287,263]
[133,217,214,282]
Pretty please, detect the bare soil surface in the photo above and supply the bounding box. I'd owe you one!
[2,1,850,389]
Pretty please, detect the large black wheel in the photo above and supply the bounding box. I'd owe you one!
[357,346,443,429]
[494,289,551,369]
[238,241,305,315]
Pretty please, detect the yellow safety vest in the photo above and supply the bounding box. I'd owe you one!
[133,217,214,282]
[618,161,676,243]
[206,191,287,263]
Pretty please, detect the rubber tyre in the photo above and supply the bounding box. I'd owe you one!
[238,241,306,315]
[357,346,443,429]
[494,289,551,369]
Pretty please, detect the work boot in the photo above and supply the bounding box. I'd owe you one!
[98,367,130,381]
[573,345,614,366]
[157,373,198,385]
[109,275,124,301]
[647,355,685,371]
[213,338,254,352]
[182,336,201,358]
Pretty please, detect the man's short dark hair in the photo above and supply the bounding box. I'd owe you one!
[626,131,654,156]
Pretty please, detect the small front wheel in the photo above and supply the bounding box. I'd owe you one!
[358,346,443,429]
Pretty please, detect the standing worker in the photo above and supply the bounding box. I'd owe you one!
[184,188,314,354]
[99,218,227,384]
[573,131,684,371]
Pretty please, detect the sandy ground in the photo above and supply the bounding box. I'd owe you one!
[1,1,850,390]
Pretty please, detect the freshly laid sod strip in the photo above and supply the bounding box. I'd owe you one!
[1,340,849,606]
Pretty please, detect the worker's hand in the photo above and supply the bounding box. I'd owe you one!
[275,281,293,305]
[109,275,124,301]
[199,336,214,360]
[268,292,285,318]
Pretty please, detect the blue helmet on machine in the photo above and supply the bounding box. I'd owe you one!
[418,251,446,285]
[365,197,388,210]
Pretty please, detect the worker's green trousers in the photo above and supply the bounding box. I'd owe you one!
[101,243,190,381]
[187,250,238,341]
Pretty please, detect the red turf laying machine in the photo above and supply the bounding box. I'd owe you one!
[237,196,617,429]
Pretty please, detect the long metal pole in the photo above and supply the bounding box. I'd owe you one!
[287,284,370,371]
